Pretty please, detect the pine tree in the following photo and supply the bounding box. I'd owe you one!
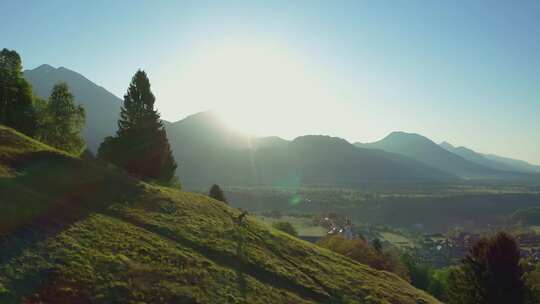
[0,49,37,136]
[98,70,177,183]
[37,83,85,154]
[209,184,227,203]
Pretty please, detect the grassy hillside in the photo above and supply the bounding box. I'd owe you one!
[0,125,138,235]
[0,126,439,303]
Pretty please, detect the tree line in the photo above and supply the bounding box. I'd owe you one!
[0,49,177,184]
[1,48,231,198]
[318,228,540,304]
[405,232,540,304]
[0,49,85,154]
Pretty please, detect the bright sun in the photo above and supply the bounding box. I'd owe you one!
[161,39,346,138]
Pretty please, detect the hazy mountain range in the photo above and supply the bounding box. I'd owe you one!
[23,65,540,187]
[166,112,456,186]
[355,132,495,178]
[439,141,540,174]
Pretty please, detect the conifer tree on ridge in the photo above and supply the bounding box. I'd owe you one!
[98,70,177,183]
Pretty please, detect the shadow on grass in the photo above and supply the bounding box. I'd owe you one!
[234,228,248,299]
[0,151,143,303]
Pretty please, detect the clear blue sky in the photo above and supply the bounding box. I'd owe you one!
[1,0,539,164]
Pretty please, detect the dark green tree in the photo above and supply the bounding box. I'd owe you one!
[446,266,475,304]
[36,83,85,154]
[403,254,432,291]
[0,49,37,136]
[447,232,525,304]
[402,255,450,300]
[98,70,177,183]
[372,238,383,254]
[428,268,451,301]
[209,184,227,203]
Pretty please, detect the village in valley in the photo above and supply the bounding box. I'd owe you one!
[258,211,540,267]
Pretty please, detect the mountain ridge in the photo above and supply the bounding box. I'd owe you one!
[356,132,540,183]
[440,141,540,174]
[167,112,456,188]
[356,131,514,179]
[23,65,538,185]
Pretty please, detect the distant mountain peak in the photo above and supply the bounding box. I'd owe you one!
[56,66,84,76]
[381,131,435,145]
[439,141,455,150]
[183,110,220,121]
[172,110,226,129]
[26,64,94,83]
[33,64,55,72]
[359,131,502,178]
[388,131,409,136]
[24,64,122,151]
[386,131,426,139]
[166,110,254,151]
[293,134,350,145]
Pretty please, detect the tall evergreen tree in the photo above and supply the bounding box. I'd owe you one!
[36,83,85,154]
[98,70,177,183]
[209,184,227,203]
[0,48,37,136]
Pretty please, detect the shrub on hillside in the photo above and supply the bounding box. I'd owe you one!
[209,184,227,203]
[318,235,409,280]
[272,221,298,237]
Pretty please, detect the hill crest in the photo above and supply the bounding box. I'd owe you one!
[0,125,439,303]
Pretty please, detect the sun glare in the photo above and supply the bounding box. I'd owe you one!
[165,40,344,137]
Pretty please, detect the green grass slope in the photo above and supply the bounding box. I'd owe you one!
[0,126,439,303]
